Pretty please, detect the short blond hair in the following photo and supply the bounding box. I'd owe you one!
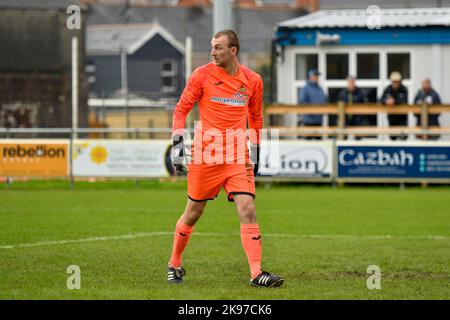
[214,29,240,56]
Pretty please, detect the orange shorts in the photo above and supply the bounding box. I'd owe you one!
[187,163,255,202]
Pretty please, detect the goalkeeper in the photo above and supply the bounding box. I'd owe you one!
[167,29,283,288]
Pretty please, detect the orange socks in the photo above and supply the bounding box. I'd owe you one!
[240,223,262,279]
[169,220,262,279]
[168,218,194,268]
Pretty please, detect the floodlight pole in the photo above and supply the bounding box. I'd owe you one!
[121,47,130,138]
[185,36,193,129]
[71,36,78,139]
[213,0,232,33]
[185,37,192,85]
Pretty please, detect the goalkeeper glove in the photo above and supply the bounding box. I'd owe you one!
[250,144,260,176]
[172,134,188,174]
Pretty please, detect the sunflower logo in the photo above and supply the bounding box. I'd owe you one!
[90,145,108,165]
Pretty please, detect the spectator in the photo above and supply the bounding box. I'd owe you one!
[299,69,327,128]
[87,112,108,139]
[380,71,408,140]
[414,78,441,140]
[338,76,372,126]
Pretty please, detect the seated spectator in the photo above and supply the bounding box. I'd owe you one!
[380,71,409,140]
[414,78,441,140]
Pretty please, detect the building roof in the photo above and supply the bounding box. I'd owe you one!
[87,23,185,55]
[87,4,301,53]
[318,0,450,10]
[278,8,450,29]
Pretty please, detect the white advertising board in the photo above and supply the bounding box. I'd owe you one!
[73,140,171,177]
[259,140,334,177]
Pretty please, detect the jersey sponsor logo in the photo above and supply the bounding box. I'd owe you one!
[234,92,248,100]
[211,91,248,107]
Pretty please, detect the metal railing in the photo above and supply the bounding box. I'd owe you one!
[1,126,450,139]
[0,127,174,140]
[1,102,450,139]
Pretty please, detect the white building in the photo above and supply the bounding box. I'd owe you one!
[275,8,450,134]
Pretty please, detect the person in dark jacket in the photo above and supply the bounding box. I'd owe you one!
[338,76,370,126]
[414,78,441,140]
[414,78,441,126]
[299,69,327,126]
[380,71,409,140]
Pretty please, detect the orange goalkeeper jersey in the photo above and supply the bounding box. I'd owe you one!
[172,62,263,164]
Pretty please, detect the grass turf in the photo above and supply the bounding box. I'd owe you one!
[0,180,449,299]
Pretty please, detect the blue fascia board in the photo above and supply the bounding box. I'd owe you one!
[275,27,450,46]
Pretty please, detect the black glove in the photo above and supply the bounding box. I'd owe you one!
[172,134,188,174]
[250,144,260,176]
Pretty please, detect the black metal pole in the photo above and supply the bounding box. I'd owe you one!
[69,128,74,190]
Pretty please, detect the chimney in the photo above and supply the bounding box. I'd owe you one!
[237,0,257,8]
[296,0,319,12]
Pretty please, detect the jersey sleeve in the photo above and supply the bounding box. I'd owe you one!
[247,75,264,145]
[172,67,205,136]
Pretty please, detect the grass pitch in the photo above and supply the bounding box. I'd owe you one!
[0,180,449,299]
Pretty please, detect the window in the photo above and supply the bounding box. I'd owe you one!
[295,54,318,80]
[85,61,96,84]
[357,53,379,79]
[387,53,410,79]
[162,76,174,88]
[161,60,175,73]
[326,54,348,80]
[85,62,96,74]
[161,59,177,92]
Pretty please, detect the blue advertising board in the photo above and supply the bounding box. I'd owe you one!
[337,144,450,179]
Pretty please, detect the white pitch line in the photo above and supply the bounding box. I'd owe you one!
[262,234,449,240]
[0,232,172,250]
[0,232,448,250]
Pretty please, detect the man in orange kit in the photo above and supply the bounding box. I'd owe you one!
[167,29,283,288]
